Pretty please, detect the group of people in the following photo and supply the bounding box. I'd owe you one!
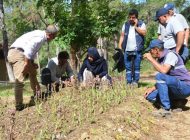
[118,3,190,117]
[8,24,111,111]
[7,2,190,117]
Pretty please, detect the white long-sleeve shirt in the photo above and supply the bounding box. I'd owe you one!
[46,57,74,83]
[10,30,47,60]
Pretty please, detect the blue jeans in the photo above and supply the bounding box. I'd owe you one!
[146,73,190,110]
[179,45,189,63]
[124,51,142,84]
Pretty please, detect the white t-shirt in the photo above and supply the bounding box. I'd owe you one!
[158,16,185,49]
[164,52,178,67]
[46,57,74,83]
[10,30,47,60]
[122,23,146,51]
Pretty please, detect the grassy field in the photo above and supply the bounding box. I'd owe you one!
[0,59,189,139]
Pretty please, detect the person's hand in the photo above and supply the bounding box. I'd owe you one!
[94,75,101,83]
[62,80,72,87]
[144,87,155,99]
[32,63,39,69]
[22,62,30,75]
[134,18,138,27]
[143,53,153,61]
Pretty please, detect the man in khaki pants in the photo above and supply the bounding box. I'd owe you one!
[7,25,58,111]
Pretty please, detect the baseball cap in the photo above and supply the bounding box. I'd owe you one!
[164,3,175,11]
[46,24,59,34]
[145,39,164,52]
[154,8,168,21]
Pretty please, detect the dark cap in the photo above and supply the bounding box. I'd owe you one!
[164,3,175,11]
[154,8,168,21]
[145,39,164,52]
[46,24,59,34]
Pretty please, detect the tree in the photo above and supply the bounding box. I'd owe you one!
[0,0,15,81]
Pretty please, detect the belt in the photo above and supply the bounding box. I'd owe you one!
[10,47,24,52]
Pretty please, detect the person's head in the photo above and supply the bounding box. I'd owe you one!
[45,24,59,41]
[146,39,164,58]
[154,8,169,25]
[164,3,175,16]
[58,51,69,66]
[128,9,138,25]
[87,47,100,63]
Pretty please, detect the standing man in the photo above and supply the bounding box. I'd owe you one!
[7,25,58,111]
[144,39,190,117]
[46,51,75,92]
[118,9,146,87]
[164,3,189,62]
[155,8,186,62]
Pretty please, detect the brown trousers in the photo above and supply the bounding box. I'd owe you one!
[7,49,39,106]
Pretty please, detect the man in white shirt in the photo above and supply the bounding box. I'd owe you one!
[118,9,146,87]
[7,24,58,111]
[155,7,188,63]
[46,51,75,92]
[164,3,189,63]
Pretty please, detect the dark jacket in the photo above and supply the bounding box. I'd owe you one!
[122,20,145,51]
[78,47,108,81]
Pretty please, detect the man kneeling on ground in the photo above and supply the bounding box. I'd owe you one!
[143,39,190,117]
[46,51,75,92]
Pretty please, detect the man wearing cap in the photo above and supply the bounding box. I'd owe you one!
[118,9,146,87]
[155,8,186,62]
[46,51,75,92]
[7,24,58,111]
[143,39,190,117]
[164,2,189,63]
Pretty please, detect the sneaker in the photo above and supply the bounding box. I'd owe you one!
[171,99,188,109]
[15,104,25,111]
[131,82,138,88]
[152,108,171,118]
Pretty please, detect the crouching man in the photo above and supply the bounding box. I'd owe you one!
[143,39,190,117]
[78,47,112,88]
[46,51,75,92]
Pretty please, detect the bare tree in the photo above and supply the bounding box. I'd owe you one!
[0,0,15,82]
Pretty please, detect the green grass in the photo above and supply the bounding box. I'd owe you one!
[0,60,156,139]
[0,82,34,97]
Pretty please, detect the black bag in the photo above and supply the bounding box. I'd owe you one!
[112,48,125,73]
[41,68,52,85]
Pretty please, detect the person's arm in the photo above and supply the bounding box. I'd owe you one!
[66,62,74,77]
[118,24,125,49]
[65,62,75,84]
[134,26,146,36]
[176,31,185,54]
[47,60,59,83]
[184,28,189,46]
[118,32,124,49]
[99,60,108,78]
[134,19,146,36]
[144,86,156,99]
[143,53,171,74]
[22,57,33,75]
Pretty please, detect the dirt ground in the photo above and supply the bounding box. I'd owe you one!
[65,96,190,140]
[65,76,190,140]
[1,76,190,140]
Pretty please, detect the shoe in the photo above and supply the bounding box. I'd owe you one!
[15,104,25,111]
[131,82,138,88]
[152,108,171,117]
[171,99,188,109]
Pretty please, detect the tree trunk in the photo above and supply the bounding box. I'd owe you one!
[70,44,78,72]
[0,0,15,82]
[114,34,118,49]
